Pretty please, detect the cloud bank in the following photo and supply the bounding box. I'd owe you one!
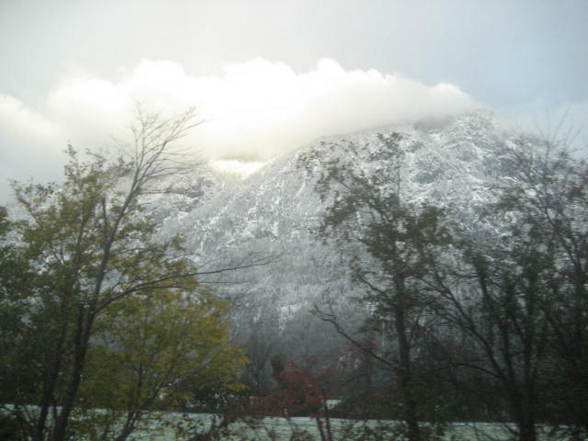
[0,58,477,200]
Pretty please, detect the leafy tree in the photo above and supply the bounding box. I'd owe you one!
[77,289,246,441]
[0,208,35,438]
[0,109,246,441]
[0,207,38,414]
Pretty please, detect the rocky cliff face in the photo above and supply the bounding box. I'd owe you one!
[147,110,535,356]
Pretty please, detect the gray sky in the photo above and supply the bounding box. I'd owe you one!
[1,0,588,202]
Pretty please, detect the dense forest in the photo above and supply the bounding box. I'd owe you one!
[1,110,587,441]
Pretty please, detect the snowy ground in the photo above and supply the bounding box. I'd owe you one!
[0,406,561,440]
[129,412,532,441]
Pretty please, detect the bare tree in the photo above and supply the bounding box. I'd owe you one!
[305,133,451,441]
[425,137,588,441]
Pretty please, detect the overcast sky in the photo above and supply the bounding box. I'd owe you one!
[1,0,587,203]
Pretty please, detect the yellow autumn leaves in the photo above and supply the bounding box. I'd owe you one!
[82,288,247,412]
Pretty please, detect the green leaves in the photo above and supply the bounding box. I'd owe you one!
[0,109,238,441]
[83,290,246,412]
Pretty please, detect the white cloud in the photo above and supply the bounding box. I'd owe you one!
[47,76,132,142]
[0,95,66,199]
[0,58,478,201]
[0,94,61,140]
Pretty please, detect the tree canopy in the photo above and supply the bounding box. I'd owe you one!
[0,109,246,441]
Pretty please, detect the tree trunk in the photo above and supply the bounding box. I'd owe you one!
[34,290,73,441]
[51,306,93,441]
[508,388,537,441]
[394,304,421,441]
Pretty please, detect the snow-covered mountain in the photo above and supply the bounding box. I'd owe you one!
[152,110,532,337]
